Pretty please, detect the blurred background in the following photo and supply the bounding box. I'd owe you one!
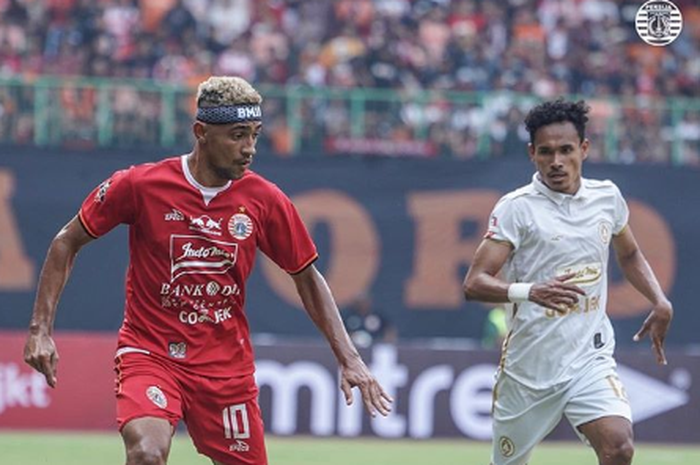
[0,0,699,458]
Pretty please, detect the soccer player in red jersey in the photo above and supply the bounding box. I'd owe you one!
[23,76,393,465]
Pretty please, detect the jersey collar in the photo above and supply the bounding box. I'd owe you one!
[181,155,232,206]
[532,173,588,205]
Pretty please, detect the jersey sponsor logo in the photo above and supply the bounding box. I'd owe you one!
[179,307,233,326]
[545,293,601,318]
[556,262,602,287]
[160,282,239,298]
[165,208,185,221]
[170,235,238,281]
[94,180,111,203]
[168,342,187,359]
[228,213,254,240]
[146,386,167,409]
[206,281,221,296]
[189,214,224,236]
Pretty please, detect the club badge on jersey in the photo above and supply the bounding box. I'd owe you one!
[228,213,254,240]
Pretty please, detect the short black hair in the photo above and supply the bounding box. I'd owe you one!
[524,99,590,144]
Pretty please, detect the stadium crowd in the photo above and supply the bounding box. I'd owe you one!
[0,0,699,164]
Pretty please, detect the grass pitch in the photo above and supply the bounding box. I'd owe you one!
[0,432,698,464]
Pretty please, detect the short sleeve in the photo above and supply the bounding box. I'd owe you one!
[484,196,522,250]
[79,168,137,238]
[612,184,630,235]
[258,188,318,274]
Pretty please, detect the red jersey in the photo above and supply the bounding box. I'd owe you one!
[79,155,317,377]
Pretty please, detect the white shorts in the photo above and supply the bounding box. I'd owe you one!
[490,358,632,465]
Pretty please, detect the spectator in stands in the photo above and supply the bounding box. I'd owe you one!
[0,0,698,164]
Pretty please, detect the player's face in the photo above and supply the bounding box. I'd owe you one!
[528,122,589,194]
[199,121,262,180]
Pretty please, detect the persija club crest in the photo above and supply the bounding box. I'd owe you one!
[228,213,254,240]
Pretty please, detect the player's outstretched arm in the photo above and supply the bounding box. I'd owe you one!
[24,215,94,387]
[612,226,673,365]
[291,264,393,417]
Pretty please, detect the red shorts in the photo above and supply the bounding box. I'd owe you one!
[115,352,267,465]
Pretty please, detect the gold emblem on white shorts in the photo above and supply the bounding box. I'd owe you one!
[499,436,515,457]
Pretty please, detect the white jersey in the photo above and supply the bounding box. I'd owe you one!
[486,173,629,389]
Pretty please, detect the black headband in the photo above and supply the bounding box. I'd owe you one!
[196,104,262,124]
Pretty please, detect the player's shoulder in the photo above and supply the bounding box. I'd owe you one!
[582,177,618,189]
[120,156,182,192]
[497,183,538,207]
[128,156,180,178]
[582,177,623,197]
[240,170,286,197]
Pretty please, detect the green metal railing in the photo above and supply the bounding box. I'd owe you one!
[0,76,698,165]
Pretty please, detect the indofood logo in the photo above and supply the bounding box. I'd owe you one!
[170,235,238,281]
[635,0,683,46]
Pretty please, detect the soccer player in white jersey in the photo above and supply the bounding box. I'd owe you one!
[463,99,673,465]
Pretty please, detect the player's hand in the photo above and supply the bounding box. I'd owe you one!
[23,330,59,388]
[339,357,393,417]
[633,300,673,365]
[530,273,586,314]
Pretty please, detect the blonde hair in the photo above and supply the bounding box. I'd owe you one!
[196,76,262,108]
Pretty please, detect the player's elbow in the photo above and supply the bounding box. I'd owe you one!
[462,275,481,301]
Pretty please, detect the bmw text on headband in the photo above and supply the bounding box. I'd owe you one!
[196,105,263,124]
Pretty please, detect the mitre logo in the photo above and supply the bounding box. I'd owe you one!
[170,235,238,281]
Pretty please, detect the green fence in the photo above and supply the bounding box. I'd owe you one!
[0,76,698,165]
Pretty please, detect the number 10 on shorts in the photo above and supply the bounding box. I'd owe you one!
[222,404,250,439]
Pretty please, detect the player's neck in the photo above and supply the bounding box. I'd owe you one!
[187,151,229,188]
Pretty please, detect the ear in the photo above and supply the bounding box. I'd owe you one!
[528,143,535,163]
[581,138,590,161]
[193,121,206,143]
